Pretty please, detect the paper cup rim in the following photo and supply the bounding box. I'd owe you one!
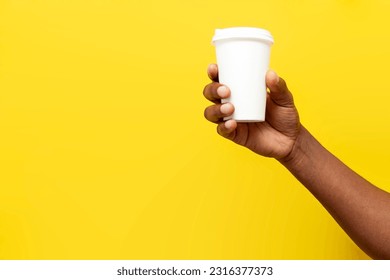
[212,27,274,45]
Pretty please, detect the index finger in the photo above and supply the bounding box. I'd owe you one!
[207,64,219,82]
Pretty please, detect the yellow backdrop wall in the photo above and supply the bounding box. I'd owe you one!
[1,0,389,259]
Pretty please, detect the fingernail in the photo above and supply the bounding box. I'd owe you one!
[220,103,232,114]
[217,86,228,98]
[225,120,233,129]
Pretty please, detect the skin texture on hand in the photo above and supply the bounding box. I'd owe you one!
[203,64,301,160]
[203,64,390,259]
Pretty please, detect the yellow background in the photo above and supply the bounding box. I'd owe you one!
[1,0,389,259]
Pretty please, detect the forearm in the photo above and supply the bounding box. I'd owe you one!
[279,126,390,259]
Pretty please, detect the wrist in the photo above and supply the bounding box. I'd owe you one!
[278,125,310,169]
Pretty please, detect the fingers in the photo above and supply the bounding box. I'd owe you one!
[266,70,294,107]
[203,84,230,103]
[205,64,236,140]
[204,102,234,123]
[207,64,219,82]
[217,120,237,140]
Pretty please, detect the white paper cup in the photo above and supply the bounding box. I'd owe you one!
[212,27,274,122]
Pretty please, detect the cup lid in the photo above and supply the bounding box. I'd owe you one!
[212,27,274,44]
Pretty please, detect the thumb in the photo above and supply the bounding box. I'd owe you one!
[266,70,294,107]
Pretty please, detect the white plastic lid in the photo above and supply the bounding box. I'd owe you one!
[212,27,274,45]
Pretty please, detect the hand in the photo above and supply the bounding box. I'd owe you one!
[203,64,301,160]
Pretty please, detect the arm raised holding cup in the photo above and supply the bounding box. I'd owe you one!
[205,26,390,259]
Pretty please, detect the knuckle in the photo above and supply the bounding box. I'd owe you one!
[204,105,217,121]
[202,84,210,97]
[203,107,210,120]
[205,104,223,123]
[216,124,222,136]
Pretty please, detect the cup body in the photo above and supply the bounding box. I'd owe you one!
[212,27,273,122]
